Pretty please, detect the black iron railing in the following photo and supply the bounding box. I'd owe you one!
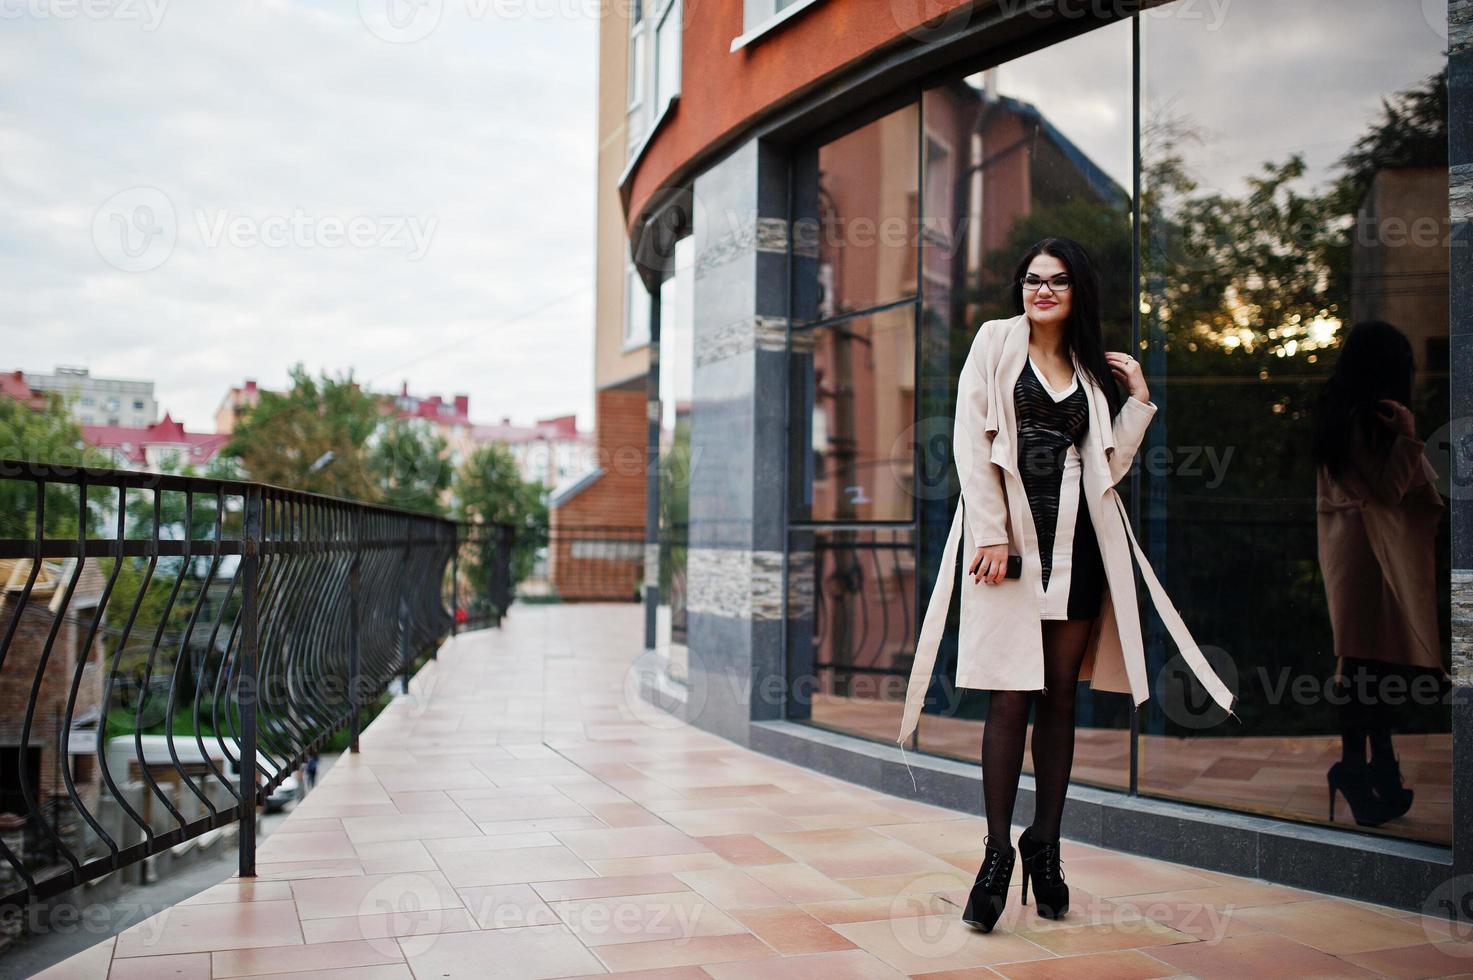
[453,521,516,629]
[0,459,514,909]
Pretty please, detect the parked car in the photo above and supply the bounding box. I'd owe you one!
[262,772,300,813]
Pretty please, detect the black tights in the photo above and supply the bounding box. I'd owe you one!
[980,619,1094,843]
[1336,656,1436,766]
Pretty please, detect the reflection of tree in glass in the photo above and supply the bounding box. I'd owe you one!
[657,414,689,632]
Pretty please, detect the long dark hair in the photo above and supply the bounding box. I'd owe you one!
[1008,237,1122,417]
[1312,319,1414,480]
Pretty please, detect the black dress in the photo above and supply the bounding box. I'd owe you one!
[1013,357,1106,621]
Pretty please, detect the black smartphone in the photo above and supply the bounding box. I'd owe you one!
[969,552,1023,579]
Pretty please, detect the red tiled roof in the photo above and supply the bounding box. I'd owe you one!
[0,370,48,409]
[81,412,230,466]
[470,414,586,445]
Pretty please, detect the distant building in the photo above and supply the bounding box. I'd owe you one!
[216,378,590,488]
[215,379,471,439]
[22,366,156,429]
[467,414,591,489]
[1,371,220,472]
[0,558,107,863]
[81,413,229,471]
[0,371,50,413]
[212,379,263,436]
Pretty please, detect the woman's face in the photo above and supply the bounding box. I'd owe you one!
[1023,253,1072,328]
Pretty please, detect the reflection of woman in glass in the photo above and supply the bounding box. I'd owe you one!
[1313,320,1446,828]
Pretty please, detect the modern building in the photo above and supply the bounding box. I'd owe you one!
[21,366,156,429]
[599,0,1469,912]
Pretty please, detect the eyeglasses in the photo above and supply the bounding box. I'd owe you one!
[1020,273,1072,293]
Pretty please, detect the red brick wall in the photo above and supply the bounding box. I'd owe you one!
[551,380,648,600]
[0,582,105,809]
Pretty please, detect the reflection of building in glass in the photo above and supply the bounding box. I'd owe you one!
[1351,166,1450,374]
[598,0,1464,910]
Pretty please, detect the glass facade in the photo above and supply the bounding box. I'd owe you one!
[1136,0,1451,844]
[783,1,1451,845]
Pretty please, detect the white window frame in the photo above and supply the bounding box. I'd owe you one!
[624,257,651,350]
[732,0,824,52]
[627,14,646,113]
[653,0,682,113]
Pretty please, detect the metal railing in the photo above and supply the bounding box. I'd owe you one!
[531,524,644,602]
[0,459,514,910]
[453,521,516,630]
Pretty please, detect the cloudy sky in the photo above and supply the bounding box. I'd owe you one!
[0,0,598,432]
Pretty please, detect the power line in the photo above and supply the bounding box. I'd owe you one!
[364,283,593,384]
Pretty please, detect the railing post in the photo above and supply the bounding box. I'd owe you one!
[348,510,362,754]
[238,486,262,879]
[450,523,459,638]
[399,517,411,694]
[499,524,513,627]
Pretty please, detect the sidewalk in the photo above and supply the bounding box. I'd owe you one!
[37,603,1473,979]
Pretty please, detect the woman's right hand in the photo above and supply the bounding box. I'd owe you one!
[1374,398,1416,438]
[969,544,1010,585]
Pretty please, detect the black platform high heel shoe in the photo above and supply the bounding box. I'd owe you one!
[1367,753,1414,821]
[1017,826,1069,919]
[961,835,1015,933]
[1327,758,1396,827]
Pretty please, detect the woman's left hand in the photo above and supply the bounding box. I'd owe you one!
[1105,351,1150,404]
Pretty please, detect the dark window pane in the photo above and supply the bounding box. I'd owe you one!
[915,18,1135,791]
[789,306,916,524]
[793,103,920,325]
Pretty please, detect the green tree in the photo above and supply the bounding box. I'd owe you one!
[371,417,451,517]
[0,391,111,537]
[455,443,547,589]
[222,364,381,500]
[1134,66,1449,737]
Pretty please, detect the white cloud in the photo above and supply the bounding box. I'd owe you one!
[0,0,598,433]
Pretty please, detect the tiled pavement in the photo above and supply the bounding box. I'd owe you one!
[35,603,1473,979]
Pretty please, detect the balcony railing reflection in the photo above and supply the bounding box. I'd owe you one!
[790,527,917,690]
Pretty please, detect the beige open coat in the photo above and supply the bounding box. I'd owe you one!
[896,312,1236,764]
[1317,425,1445,672]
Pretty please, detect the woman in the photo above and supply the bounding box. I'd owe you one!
[1313,320,1446,829]
[895,237,1235,933]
